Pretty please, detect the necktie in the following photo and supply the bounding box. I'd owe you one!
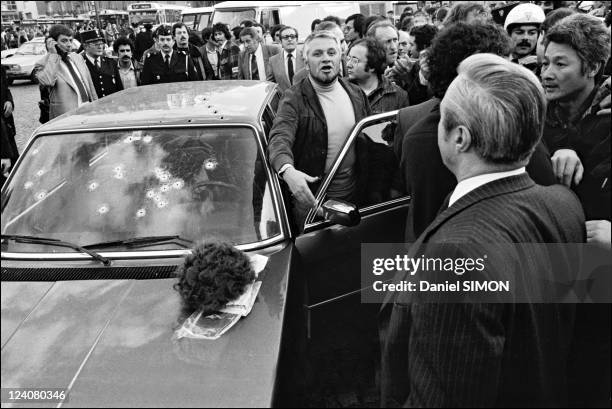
[287,53,294,84]
[250,53,259,80]
[94,57,100,69]
[62,54,89,103]
[164,54,170,69]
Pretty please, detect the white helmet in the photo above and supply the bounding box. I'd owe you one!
[504,3,546,31]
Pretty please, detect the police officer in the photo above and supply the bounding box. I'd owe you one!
[80,29,123,98]
[141,25,199,85]
[504,3,545,73]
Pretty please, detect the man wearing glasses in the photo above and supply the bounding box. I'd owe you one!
[267,26,304,92]
[80,30,123,98]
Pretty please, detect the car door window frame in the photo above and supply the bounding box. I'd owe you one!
[302,110,410,232]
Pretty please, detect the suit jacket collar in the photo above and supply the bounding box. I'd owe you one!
[380,173,536,309]
[422,173,535,241]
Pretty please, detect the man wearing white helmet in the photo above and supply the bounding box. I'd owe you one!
[504,3,545,73]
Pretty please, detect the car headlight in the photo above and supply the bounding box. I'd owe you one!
[9,64,21,71]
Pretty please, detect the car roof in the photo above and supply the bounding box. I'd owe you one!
[37,81,278,134]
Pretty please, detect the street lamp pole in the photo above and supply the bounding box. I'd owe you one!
[92,1,102,29]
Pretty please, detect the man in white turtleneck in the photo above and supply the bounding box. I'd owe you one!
[268,31,371,227]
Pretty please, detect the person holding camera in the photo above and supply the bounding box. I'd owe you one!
[35,24,97,120]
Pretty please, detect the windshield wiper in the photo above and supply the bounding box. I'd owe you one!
[83,235,193,250]
[1,234,111,266]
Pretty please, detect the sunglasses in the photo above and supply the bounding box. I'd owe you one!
[281,34,297,40]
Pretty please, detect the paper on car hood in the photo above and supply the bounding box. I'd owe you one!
[1,251,289,407]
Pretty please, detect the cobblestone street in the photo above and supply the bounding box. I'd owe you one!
[7,79,41,154]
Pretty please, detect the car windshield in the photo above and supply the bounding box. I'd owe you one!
[212,9,256,29]
[15,42,46,55]
[1,127,281,252]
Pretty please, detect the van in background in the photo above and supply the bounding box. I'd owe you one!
[211,1,361,43]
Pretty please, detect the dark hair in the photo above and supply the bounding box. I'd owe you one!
[345,13,366,38]
[545,14,611,81]
[428,22,511,98]
[279,25,298,40]
[434,6,449,23]
[323,15,342,26]
[311,18,321,32]
[240,19,256,28]
[409,24,438,52]
[173,242,255,313]
[212,22,231,40]
[154,24,172,38]
[349,37,388,76]
[171,22,188,37]
[231,26,242,41]
[541,8,576,34]
[144,23,153,31]
[443,2,487,25]
[399,15,414,31]
[201,27,213,41]
[270,24,286,40]
[49,24,72,41]
[113,36,134,53]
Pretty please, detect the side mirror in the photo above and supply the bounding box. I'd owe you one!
[322,199,360,227]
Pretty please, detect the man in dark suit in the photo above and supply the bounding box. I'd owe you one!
[80,30,123,98]
[393,23,556,243]
[238,27,280,80]
[140,25,199,85]
[266,26,304,92]
[134,23,154,62]
[380,53,585,407]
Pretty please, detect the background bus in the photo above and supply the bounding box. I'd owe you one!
[128,3,185,27]
[89,9,129,27]
[181,6,214,35]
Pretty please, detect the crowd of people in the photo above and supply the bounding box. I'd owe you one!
[1,1,611,406]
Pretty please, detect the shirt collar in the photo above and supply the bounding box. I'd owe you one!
[85,53,99,65]
[449,167,526,207]
[117,59,135,71]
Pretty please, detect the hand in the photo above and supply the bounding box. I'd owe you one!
[3,101,13,117]
[586,220,611,249]
[46,37,57,54]
[282,167,319,208]
[1,158,11,175]
[551,149,583,187]
[596,93,610,116]
[418,49,430,83]
[393,57,416,77]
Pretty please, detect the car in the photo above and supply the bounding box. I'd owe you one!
[1,81,409,407]
[1,37,82,84]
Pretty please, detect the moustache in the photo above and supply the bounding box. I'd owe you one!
[517,40,533,47]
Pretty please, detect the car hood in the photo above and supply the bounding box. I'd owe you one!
[1,245,294,407]
[1,53,41,66]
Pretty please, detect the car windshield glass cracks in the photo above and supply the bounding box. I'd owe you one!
[1,128,280,252]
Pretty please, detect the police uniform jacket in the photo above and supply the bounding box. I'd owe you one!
[140,50,199,85]
[81,53,124,98]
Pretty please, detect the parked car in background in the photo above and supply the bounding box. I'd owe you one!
[1,80,407,406]
[1,37,81,84]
